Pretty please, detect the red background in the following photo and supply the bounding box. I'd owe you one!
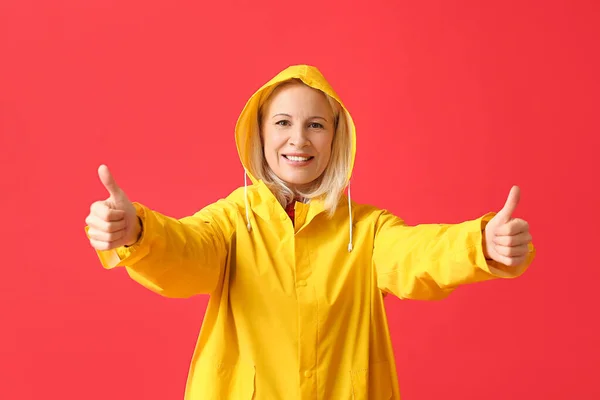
[1,0,599,399]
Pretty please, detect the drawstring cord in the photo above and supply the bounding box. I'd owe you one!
[347,180,353,252]
[244,169,251,231]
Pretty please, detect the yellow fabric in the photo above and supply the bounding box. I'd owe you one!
[88,65,536,399]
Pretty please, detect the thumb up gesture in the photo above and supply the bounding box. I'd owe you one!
[484,186,533,267]
[86,165,141,251]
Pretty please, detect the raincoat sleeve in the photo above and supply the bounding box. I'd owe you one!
[86,200,234,298]
[372,210,535,300]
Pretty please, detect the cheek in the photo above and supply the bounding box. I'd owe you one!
[316,134,334,159]
[262,132,285,166]
[261,131,276,153]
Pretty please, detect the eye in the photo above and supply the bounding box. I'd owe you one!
[309,122,324,129]
[276,120,290,126]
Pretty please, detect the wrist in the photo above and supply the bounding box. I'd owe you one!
[125,217,143,247]
[482,227,492,260]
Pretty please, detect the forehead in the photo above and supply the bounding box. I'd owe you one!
[265,83,331,116]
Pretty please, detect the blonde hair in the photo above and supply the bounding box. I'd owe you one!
[247,79,352,216]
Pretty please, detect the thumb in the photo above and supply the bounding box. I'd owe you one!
[98,164,122,198]
[497,185,520,221]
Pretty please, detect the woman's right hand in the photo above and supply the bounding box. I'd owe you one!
[86,165,141,251]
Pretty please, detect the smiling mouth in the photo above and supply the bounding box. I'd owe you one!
[283,155,314,162]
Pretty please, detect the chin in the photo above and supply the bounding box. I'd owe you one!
[284,178,314,187]
[280,174,317,187]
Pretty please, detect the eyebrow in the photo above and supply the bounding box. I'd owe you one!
[271,113,329,122]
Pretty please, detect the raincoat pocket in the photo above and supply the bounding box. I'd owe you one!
[350,361,393,400]
[196,361,256,399]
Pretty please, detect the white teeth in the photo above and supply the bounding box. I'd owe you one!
[286,155,310,161]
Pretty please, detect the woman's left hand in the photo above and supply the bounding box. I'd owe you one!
[483,186,533,267]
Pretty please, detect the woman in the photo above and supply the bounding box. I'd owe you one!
[85,64,535,399]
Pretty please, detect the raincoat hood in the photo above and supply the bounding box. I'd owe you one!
[233,65,358,250]
[234,64,357,185]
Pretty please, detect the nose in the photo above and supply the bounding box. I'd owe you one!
[289,126,310,148]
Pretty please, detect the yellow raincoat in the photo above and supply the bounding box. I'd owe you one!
[89,65,535,399]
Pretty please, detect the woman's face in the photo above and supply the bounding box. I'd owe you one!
[261,83,335,190]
